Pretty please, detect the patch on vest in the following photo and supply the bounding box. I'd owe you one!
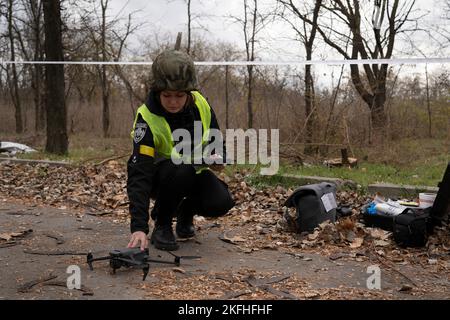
[133,123,147,144]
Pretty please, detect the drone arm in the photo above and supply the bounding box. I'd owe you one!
[87,256,115,270]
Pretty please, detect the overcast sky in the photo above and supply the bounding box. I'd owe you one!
[105,0,449,86]
[108,0,449,59]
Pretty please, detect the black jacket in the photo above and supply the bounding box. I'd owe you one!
[127,91,225,234]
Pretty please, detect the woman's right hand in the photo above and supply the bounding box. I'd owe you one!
[127,231,148,251]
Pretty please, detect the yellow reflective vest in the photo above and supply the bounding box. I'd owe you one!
[131,91,212,172]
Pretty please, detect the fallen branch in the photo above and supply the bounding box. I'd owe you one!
[17,274,58,293]
[214,275,234,283]
[264,286,298,300]
[368,250,418,287]
[23,249,87,256]
[0,229,33,241]
[244,275,297,300]
[218,290,252,300]
[0,242,18,249]
[96,154,128,166]
[6,211,41,216]
[78,226,93,230]
[43,232,65,245]
[42,280,94,296]
[264,275,291,285]
[66,199,103,212]
[218,233,246,245]
[86,211,114,217]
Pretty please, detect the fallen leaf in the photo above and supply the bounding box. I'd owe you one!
[219,234,246,244]
[369,229,391,240]
[349,237,364,248]
[374,240,390,247]
[237,246,254,254]
[307,231,320,241]
[0,229,33,241]
[172,268,186,274]
[398,284,413,292]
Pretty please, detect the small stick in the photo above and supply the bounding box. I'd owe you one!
[17,274,58,293]
[23,249,87,256]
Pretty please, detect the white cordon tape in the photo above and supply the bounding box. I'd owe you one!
[0,57,449,66]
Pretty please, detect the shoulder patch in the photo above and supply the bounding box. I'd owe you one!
[133,122,147,144]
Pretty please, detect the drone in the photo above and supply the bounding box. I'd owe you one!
[86,247,201,281]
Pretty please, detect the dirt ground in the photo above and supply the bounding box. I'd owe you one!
[1,199,449,300]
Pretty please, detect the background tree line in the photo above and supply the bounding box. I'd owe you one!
[0,0,448,159]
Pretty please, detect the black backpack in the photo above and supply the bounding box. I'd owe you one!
[393,208,431,247]
[284,182,337,233]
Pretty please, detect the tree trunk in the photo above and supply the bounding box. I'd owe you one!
[246,0,257,129]
[425,64,432,138]
[369,76,387,144]
[31,0,45,132]
[370,87,387,129]
[349,61,388,143]
[7,0,23,134]
[187,0,191,54]
[43,0,68,155]
[247,65,254,129]
[304,63,316,155]
[225,65,229,129]
[322,64,345,156]
[102,79,110,137]
[101,0,110,138]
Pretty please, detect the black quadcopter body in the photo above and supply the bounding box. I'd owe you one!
[87,248,200,281]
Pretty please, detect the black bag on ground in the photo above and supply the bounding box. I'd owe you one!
[393,208,430,247]
[362,208,395,231]
[361,161,450,247]
[284,182,337,233]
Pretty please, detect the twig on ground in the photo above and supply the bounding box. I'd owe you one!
[43,232,65,245]
[96,154,128,166]
[42,281,94,296]
[17,274,58,293]
[23,249,87,256]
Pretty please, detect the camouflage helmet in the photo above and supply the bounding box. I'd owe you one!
[151,49,198,92]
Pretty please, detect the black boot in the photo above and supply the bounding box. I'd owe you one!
[175,198,196,238]
[150,221,179,251]
[176,213,195,238]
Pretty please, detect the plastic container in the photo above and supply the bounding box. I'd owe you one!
[366,203,377,215]
[374,203,405,216]
[419,193,437,208]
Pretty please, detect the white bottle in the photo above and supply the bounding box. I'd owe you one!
[374,203,405,216]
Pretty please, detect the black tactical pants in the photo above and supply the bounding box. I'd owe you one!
[150,160,235,224]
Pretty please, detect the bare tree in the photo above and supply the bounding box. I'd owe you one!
[222,46,240,129]
[100,0,110,138]
[277,0,322,155]
[244,0,257,129]
[16,0,45,132]
[296,0,419,143]
[6,0,23,133]
[29,0,45,132]
[187,0,192,54]
[231,0,268,129]
[74,0,142,137]
[43,0,68,154]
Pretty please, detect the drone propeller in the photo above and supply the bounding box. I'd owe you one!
[167,251,202,266]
